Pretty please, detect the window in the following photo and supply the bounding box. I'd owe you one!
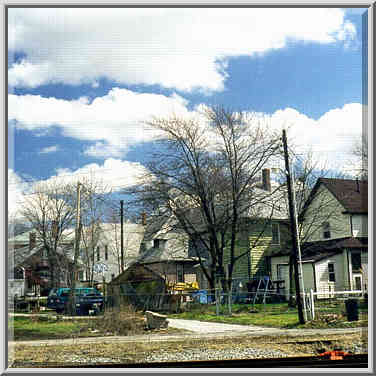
[111,274,115,280]
[97,246,100,261]
[105,245,108,261]
[271,223,280,244]
[78,270,84,281]
[328,263,335,282]
[276,264,285,280]
[322,222,331,239]
[153,239,160,249]
[351,252,362,273]
[177,264,184,282]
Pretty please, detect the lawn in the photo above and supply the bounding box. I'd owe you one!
[168,301,368,329]
[9,316,101,341]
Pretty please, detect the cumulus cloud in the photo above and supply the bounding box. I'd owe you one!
[39,145,59,154]
[49,158,149,191]
[8,8,356,91]
[8,169,30,219]
[9,88,192,157]
[8,88,363,172]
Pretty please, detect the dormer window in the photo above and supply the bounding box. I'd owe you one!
[322,222,331,239]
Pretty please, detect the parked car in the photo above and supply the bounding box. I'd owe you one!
[47,287,104,315]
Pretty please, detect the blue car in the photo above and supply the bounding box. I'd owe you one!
[47,287,104,315]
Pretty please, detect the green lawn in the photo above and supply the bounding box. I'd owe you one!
[169,301,368,329]
[9,316,99,341]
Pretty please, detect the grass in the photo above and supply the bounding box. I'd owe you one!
[169,301,368,329]
[9,316,101,341]
[10,306,185,341]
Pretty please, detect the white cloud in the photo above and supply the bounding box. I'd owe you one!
[9,88,192,157]
[8,169,30,220]
[264,103,363,173]
[51,158,149,191]
[8,88,363,172]
[8,8,356,91]
[39,145,59,154]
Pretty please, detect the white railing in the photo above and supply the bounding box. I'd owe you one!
[307,289,364,320]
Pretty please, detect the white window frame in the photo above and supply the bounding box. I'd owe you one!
[328,262,336,282]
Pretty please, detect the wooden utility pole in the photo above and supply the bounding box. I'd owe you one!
[69,182,82,315]
[281,130,305,324]
[120,200,124,272]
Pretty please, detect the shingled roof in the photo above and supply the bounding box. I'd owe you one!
[301,177,368,216]
[319,178,367,214]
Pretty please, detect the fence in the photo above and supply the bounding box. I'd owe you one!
[102,286,367,322]
[306,289,367,321]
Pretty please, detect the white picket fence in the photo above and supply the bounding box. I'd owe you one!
[305,289,364,320]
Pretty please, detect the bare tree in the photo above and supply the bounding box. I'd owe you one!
[78,176,112,285]
[20,179,77,288]
[129,106,282,297]
[352,135,368,180]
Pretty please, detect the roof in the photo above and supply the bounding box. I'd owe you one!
[8,244,78,268]
[270,236,367,261]
[8,228,75,244]
[312,178,367,214]
[301,237,367,262]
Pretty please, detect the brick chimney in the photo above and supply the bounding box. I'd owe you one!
[52,221,59,238]
[141,212,147,226]
[262,168,271,192]
[29,232,36,250]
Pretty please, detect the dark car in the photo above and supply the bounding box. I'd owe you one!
[47,287,104,315]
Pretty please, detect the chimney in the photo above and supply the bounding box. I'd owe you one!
[356,178,360,193]
[29,232,36,250]
[51,221,59,238]
[141,212,147,226]
[262,168,271,192]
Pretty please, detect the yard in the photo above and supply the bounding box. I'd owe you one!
[168,300,368,329]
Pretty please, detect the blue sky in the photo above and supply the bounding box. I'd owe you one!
[8,7,368,218]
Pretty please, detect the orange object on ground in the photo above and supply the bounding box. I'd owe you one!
[319,350,351,360]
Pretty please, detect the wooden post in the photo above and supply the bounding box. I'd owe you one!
[282,130,305,325]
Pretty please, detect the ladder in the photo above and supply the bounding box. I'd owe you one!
[252,276,277,304]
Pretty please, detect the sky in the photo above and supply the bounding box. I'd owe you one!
[8,7,368,219]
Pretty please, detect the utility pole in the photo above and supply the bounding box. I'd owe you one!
[120,200,124,272]
[69,182,82,315]
[281,130,305,324]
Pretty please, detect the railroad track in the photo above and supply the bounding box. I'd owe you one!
[18,354,368,368]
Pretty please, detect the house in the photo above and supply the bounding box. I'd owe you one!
[270,178,368,297]
[221,168,290,289]
[8,230,82,297]
[80,222,145,284]
[137,220,205,289]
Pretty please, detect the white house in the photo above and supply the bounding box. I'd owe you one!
[270,178,368,297]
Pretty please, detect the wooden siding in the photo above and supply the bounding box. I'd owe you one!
[303,185,352,242]
[315,253,346,297]
[352,214,368,237]
[224,221,287,281]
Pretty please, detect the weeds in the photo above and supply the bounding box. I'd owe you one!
[93,304,146,336]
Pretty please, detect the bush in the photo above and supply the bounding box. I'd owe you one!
[95,304,146,336]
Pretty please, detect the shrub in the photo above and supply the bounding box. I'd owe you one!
[95,304,146,336]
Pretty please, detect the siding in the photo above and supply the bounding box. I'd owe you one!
[352,214,368,237]
[226,221,287,281]
[315,253,346,297]
[303,185,352,242]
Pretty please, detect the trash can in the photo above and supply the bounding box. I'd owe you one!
[345,299,359,321]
